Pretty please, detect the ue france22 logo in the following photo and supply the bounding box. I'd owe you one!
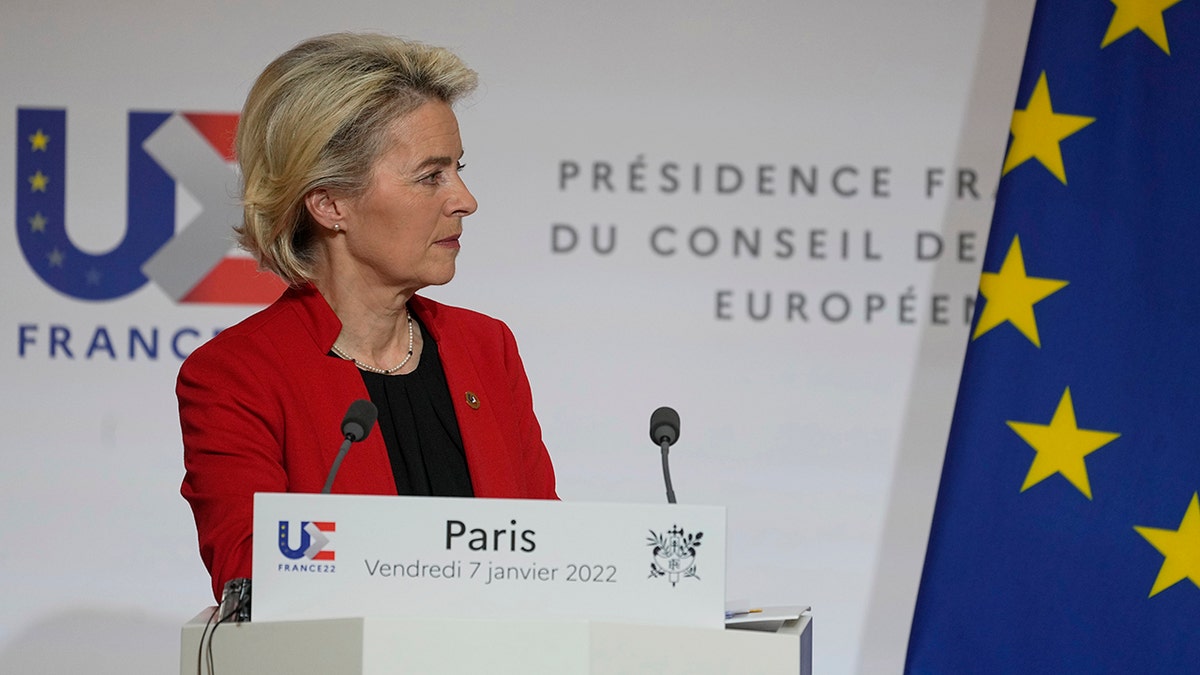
[278,521,336,561]
[15,107,283,304]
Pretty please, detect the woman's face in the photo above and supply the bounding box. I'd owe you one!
[338,99,477,295]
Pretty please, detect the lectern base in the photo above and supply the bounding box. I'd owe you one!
[180,609,811,674]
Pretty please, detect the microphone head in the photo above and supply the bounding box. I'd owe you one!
[649,406,680,446]
[342,399,378,442]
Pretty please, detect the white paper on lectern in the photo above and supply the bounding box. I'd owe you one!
[252,493,726,629]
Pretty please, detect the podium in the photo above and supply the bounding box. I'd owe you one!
[180,493,812,673]
[180,609,812,674]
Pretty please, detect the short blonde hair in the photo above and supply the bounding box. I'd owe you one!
[235,33,478,284]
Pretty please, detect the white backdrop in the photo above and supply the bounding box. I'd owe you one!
[0,1,1035,672]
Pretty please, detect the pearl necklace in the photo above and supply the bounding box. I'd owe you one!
[330,311,414,375]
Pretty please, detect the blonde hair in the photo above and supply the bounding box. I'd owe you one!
[235,33,478,284]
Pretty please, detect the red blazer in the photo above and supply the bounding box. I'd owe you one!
[178,284,557,599]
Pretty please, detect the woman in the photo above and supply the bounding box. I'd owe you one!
[178,33,558,601]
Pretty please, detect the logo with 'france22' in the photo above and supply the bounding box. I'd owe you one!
[278,521,336,561]
[15,107,283,304]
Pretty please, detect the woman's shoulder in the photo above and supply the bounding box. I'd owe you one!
[181,286,323,370]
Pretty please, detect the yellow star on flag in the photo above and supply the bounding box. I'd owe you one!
[29,171,50,192]
[1102,0,1184,55]
[29,129,50,151]
[47,248,65,268]
[973,235,1068,347]
[1135,493,1200,597]
[29,213,48,232]
[1002,72,1095,184]
[1007,388,1120,500]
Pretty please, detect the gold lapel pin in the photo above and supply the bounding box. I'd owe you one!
[465,391,481,409]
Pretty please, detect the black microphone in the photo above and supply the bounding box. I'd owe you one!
[341,399,377,442]
[649,406,680,504]
[322,399,378,494]
[650,407,680,446]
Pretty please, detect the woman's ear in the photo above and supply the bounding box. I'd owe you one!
[304,188,347,232]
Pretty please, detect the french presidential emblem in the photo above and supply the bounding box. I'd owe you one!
[647,526,703,586]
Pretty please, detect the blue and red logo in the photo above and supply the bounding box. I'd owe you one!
[278,520,336,561]
[15,107,283,304]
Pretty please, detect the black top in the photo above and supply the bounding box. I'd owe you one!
[357,316,474,497]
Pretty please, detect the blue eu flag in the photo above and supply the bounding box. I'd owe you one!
[906,1,1200,672]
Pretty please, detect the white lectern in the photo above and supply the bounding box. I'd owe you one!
[180,609,812,674]
[181,494,812,673]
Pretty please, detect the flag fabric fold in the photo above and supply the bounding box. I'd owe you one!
[907,1,1200,672]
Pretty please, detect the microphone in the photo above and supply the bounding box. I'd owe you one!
[649,406,680,504]
[322,399,378,494]
[341,399,377,442]
[650,406,680,446]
